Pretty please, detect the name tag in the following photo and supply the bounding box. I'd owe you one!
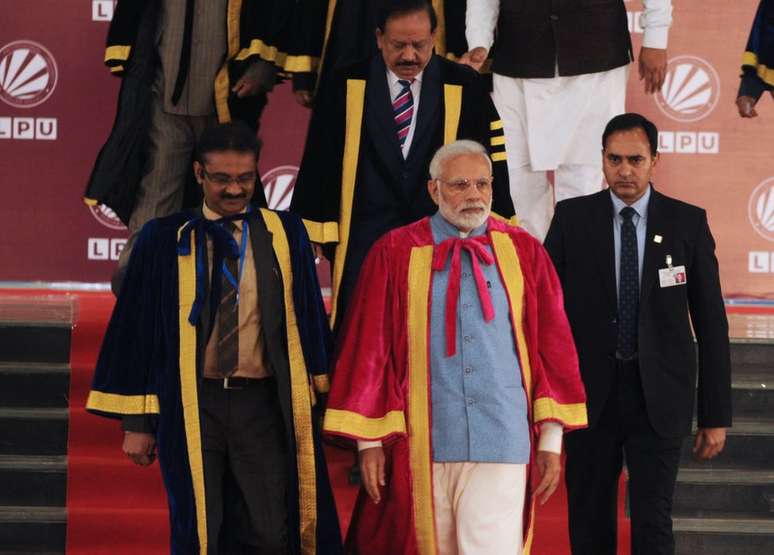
[659,265,687,288]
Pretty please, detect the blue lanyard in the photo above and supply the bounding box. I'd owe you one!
[221,221,249,306]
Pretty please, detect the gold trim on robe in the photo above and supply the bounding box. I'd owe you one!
[214,0,244,122]
[260,209,318,555]
[302,219,340,244]
[104,45,131,64]
[86,391,160,415]
[177,225,209,555]
[534,398,588,427]
[329,79,366,326]
[407,246,437,555]
[443,84,462,145]
[742,51,774,86]
[323,409,406,439]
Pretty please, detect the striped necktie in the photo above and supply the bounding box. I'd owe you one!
[217,221,239,377]
[393,79,414,147]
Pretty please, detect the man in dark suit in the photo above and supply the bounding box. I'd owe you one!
[544,113,732,555]
[290,0,514,328]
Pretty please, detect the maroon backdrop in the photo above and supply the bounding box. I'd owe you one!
[2,0,773,298]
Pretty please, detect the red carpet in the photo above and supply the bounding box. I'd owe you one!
[57,291,629,553]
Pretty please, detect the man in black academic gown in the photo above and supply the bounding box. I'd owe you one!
[291,0,514,328]
[87,123,342,555]
[84,0,324,290]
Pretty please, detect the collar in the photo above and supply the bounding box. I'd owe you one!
[610,184,651,220]
[203,202,246,230]
[386,68,424,91]
[431,211,489,241]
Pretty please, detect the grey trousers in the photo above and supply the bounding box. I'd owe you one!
[118,92,216,269]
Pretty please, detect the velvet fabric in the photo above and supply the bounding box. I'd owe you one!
[87,205,341,555]
[743,0,774,86]
[324,216,587,555]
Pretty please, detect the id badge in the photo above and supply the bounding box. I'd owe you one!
[658,255,686,288]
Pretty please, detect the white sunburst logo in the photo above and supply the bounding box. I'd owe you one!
[89,204,127,231]
[0,40,58,109]
[655,55,720,123]
[749,178,774,242]
[261,165,298,211]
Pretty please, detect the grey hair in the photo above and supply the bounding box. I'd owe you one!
[428,140,492,180]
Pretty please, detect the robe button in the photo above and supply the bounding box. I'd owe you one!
[464,367,472,375]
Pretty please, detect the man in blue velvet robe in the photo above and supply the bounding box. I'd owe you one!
[87,123,342,555]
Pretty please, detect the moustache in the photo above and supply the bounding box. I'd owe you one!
[397,60,418,67]
[220,192,247,200]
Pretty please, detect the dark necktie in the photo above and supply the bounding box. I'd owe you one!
[217,221,239,377]
[617,206,639,358]
[171,0,195,106]
[393,79,415,147]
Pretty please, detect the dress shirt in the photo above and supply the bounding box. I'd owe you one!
[611,185,651,302]
[465,0,673,52]
[386,69,423,158]
[202,203,271,379]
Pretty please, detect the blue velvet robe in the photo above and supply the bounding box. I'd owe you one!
[87,206,342,555]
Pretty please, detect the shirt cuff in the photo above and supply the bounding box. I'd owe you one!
[357,440,383,451]
[537,422,563,454]
[642,26,670,50]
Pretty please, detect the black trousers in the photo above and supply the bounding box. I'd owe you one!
[200,377,289,555]
[565,360,684,555]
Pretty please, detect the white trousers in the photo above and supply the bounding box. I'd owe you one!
[507,164,604,241]
[433,462,527,555]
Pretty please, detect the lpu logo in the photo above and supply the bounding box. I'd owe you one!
[0,40,58,141]
[261,165,299,211]
[655,55,720,123]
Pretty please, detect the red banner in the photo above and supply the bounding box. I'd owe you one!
[1,0,772,298]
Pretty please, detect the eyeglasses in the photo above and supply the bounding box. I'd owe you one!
[436,177,493,193]
[201,168,256,187]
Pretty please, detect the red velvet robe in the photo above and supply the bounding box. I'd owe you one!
[323,216,588,555]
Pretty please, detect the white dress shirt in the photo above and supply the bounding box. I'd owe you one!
[465,0,673,52]
[387,69,423,158]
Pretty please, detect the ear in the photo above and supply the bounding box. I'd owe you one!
[651,152,659,167]
[375,28,384,50]
[427,179,440,206]
[193,161,203,184]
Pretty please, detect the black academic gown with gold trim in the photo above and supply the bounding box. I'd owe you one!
[290,54,514,327]
[87,205,342,555]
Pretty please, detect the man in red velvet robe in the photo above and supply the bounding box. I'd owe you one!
[324,140,587,554]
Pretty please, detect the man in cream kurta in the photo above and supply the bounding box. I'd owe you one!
[462,0,673,240]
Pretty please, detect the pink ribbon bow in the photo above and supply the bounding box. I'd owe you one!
[432,235,496,357]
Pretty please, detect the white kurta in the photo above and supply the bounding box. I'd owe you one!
[466,0,673,170]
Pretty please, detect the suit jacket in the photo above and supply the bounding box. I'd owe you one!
[291,54,514,326]
[544,188,732,438]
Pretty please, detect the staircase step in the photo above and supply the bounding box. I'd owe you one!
[0,408,68,456]
[0,506,66,553]
[0,456,66,507]
[673,468,774,517]
[732,367,774,418]
[0,363,70,408]
[680,418,774,469]
[731,341,774,370]
[0,323,70,365]
[674,515,774,555]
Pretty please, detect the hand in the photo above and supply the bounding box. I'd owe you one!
[534,450,561,505]
[312,243,325,263]
[123,431,156,466]
[232,74,264,98]
[295,90,314,108]
[359,446,386,504]
[458,47,488,72]
[638,47,667,95]
[693,427,726,460]
[737,96,758,118]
